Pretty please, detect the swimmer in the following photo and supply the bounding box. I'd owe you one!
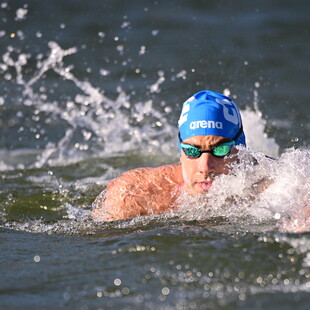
[92,90,247,221]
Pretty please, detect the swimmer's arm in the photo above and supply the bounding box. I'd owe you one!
[92,164,182,222]
[92,168,165,221]
[92,168,150,222]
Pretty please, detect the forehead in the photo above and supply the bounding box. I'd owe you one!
[182,135,231,148]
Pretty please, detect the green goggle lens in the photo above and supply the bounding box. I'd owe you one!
[181,141,235,158]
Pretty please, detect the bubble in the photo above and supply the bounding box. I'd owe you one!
[162,287,170,295]
[122,287,130,295]
[114,278,121,286]
[34,255,41,262]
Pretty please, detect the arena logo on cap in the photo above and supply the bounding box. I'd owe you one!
[190,120,223,130]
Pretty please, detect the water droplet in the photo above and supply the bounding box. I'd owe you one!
[98,31,105,38]
[15,8,28,21]
[162,287,170,295]
[152,29,159,36]
[122,287,130,295]
[114,278,121,286]
[223,88,231,96]
[139,45,146,55]
[121,21,130,28]
[99,68,110,76]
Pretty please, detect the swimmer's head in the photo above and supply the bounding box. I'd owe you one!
[178,90,246,146]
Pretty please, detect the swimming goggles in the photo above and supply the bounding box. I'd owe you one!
[178,124,243,158]
[180,141,235,158]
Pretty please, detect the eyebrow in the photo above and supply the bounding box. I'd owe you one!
[191,138,232,149]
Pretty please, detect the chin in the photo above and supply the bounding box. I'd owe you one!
[189,186,207,195]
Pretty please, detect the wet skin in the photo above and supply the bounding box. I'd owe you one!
[92,135,238,221]
[180,135,238,194]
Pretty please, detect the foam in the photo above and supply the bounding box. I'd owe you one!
[176,147,309,232]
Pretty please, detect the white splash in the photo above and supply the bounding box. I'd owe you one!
[177,147,310,232]
[241,107,279,158]
[0,42,177,169]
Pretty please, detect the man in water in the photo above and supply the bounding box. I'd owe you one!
[92,90,246,221]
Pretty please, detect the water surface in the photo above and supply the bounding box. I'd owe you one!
[0,0,309,309]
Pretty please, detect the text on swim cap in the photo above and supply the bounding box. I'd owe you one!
[189,120,223,130]
[215,98,240,125]
[178,97,194,127]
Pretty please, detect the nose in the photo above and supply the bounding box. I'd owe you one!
[197,152,216,175]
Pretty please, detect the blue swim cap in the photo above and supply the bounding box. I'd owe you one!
[178,90,246,146]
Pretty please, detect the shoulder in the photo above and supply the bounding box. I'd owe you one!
[92,163,182,221]
[112,163,182,186]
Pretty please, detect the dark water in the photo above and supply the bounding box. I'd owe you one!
[1,224,310,310]
[0,0,310,309]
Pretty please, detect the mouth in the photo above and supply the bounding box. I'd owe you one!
[196,178,213,192]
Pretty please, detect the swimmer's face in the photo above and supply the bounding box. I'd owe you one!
[180,135,238,194]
